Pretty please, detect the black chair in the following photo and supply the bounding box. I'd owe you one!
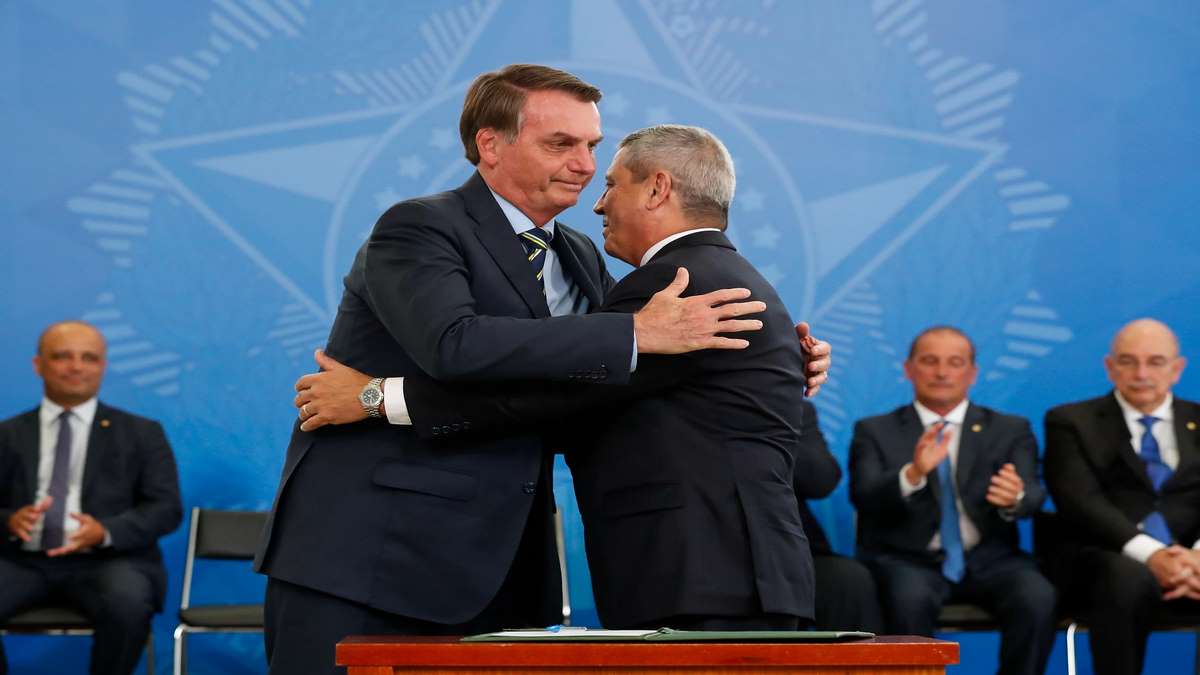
[0,604,153,674]
[172,507,268,675]
[936,602,1002,632]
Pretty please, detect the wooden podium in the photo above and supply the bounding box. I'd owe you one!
[336,635,958,674]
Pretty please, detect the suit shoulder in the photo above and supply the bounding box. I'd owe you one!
[1045,394,1110,423]
[1175,396,1200,417]
[0,407,38,428]
[971,404,1032,431]
[853,406,909,434]
[97,404,165,433]
[375,189,464,228]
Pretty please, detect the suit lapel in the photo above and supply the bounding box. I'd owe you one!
[1097,394,1154,491]
[896,406,937,498]
[460,172,550,318]
[16,410,40,502]
[550,225,603,309]
[1170,399,1200,483]
[955,405,983,490]
[81,403,112,506]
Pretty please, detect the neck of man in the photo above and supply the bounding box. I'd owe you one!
[917,396,965,418]
[45,391,90,410]
[479,167,557,227]
[633,217,714,267]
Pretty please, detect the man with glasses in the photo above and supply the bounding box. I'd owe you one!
[1045,318,1200,675]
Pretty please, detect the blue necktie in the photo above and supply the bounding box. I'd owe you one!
[41,410,72,550]
[519,227,552,292]
[1137,415,1174,544]
[935,421,966,582]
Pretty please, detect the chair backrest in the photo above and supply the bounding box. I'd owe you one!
[179,507,269,610]
[193,508,269,560]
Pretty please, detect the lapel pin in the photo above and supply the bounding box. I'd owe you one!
[1188,421,1197,431]
[100,419,110,428]
[971,424,982,433]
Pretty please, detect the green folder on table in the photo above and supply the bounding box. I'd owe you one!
[461,627,875,642]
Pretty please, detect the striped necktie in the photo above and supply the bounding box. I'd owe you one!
[519,227,552,291]
[1137,415,1174,544]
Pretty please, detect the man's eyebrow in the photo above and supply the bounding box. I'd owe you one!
[545,132,604,145]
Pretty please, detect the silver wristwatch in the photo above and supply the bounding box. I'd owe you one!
[359,377,385,418]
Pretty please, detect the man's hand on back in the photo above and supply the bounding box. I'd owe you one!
[633,268,765,354]
[796,322,831,397]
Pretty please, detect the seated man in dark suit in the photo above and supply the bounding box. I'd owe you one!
[299,124,820,631]
[849,326,1056,675]
[0,321,182,675]
[1045,318,1200,675]
[794,399,883,633]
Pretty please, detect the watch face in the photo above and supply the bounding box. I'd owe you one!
[361,387,383,406]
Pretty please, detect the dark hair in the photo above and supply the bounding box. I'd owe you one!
[459,64,602,165]
[907,325,976,363]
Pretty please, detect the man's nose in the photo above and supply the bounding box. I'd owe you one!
[593,195,604,215]
[568,145,595,175]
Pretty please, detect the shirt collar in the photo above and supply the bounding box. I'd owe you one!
[1113,389,1174,423]
[640,228,721,267]
[913,398,969,427]
[40,397,98,428]
[488,187,556,239]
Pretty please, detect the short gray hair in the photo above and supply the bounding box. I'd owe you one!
[617,124,735,227]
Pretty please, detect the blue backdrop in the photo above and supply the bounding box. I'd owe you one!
[2,2,1198,673]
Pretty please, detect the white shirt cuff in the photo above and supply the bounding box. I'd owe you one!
[899,463,926,497]
[1123,533,1166,565]
[383,377,413,425]
[630,333,638,372]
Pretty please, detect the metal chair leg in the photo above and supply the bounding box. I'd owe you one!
[1066,621,1078,675]
[173,624,188,675]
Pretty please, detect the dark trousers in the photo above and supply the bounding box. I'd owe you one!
[813,553,884,633]
[865,551,1057,675]
[264,476,560,675]
[1068,548,1200,675]
[0,553,156,675]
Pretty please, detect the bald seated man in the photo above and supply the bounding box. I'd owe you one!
[1045,319,1200,675]
[0,321,182,675]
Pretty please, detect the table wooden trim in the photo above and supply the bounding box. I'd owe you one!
[337,635,958,674]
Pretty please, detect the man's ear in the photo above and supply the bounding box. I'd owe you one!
[646,170,672,210]
[476,128,501,167]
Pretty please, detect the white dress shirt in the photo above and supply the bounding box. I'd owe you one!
[24,397,98,551]
[1111,391,1196,564]
[899,399,983,552]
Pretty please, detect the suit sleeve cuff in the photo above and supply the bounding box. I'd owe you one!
[384,377,413,425]
[1123,534,1166,565]
[899,463,926,497]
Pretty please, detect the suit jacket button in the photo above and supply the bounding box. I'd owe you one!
[522,481,536,495]
[432,426,441,435]
[451,423,461,432]
[462,421,471,430]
